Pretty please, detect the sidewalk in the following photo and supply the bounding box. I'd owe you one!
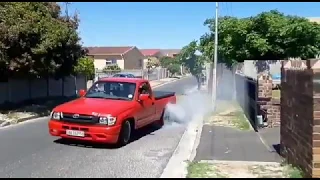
[257,127,281,154]
[149,77,180,87]
[194,125,281,162]
[193,100,281,163]
[185,102,295,178]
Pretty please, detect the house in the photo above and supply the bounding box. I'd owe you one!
[160,49,181,58]
[140,49,162,58]
[140,49,162,69]
[86,46,145,70]
[308,17,320,24]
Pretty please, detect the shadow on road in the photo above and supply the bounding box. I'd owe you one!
[272,143,281,155]
[53,123,161,149]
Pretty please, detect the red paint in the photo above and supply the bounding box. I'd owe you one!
[48,78,176,145]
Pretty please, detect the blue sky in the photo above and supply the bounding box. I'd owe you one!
[63,2,320,49]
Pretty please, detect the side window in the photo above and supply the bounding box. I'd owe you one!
[139,83,152,95]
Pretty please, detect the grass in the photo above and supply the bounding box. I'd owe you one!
[272,90,281,99]
[210,100,251,131]
[228,111,251,131]
[214,100,239,114]
[187,161,304,178]
[187,161,227,178]
[280,161,304,178]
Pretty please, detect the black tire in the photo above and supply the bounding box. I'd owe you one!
[155,112,165,128]
[155,108,170,128]
[116,120,132,147]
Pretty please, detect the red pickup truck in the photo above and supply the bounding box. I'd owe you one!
[48,78,176,146]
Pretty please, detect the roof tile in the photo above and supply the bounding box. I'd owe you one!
[86,46,134,55]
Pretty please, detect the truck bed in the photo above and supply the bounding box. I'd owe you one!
[153,91,175,100]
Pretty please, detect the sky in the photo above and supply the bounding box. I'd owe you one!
[63,2,320,49]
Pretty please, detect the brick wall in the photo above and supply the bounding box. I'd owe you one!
[269,99,280,127]
[256,73,281,127]
[280,60,318,178]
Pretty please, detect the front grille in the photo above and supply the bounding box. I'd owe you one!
[61,113,99,124]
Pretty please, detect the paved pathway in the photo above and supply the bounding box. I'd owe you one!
[257,126,281,154]
[194,125,281,162]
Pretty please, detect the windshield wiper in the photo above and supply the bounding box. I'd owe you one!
[85,96,107,99]
[108,97,130,100]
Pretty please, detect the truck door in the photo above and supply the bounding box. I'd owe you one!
[137,82,156,126]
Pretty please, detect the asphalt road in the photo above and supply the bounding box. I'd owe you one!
[0,76,197,178]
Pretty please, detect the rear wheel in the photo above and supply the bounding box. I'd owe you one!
[117,120,132,147]
[155,108,169,128]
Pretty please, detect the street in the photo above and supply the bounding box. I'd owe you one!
[0,76,197,178]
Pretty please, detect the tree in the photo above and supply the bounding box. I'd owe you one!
[167,64,181,77]
[159,56,177,68]
[74,56,95,80]
[0,2,85,79]
[103,64,121,73]
[146,57,160,69]
[199,10,320,67]
[178,40,205,89]
[159,56,181,75]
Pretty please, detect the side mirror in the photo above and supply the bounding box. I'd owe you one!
[79,89,86,97]
[139,94,149,101]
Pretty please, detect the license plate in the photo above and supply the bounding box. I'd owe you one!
[66,130,85,137]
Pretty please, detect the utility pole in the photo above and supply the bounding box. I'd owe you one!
[65,2,71,20]
[212,2,219,108]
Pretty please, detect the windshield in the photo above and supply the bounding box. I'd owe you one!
[85,81,136,101]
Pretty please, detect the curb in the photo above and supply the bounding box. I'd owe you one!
[160,114,204,178]
[200,160,280,166]
[0,114,43,128]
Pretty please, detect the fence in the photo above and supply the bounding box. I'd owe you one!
[95,68,169,81]
[0,75,87,104]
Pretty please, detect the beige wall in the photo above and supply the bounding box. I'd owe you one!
[91,47,145,70]
[92,54,124,70]
[94,59,108,70]
[122,47,145,69]
[117,59,125,69]
[143,59,148,69]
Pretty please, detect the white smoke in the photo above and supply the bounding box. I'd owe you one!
[163,86,213,128]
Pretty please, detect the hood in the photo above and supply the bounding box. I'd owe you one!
[53,97,135,116]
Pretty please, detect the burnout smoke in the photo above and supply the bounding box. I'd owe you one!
[162,63,247,128]
[163,86,213,127]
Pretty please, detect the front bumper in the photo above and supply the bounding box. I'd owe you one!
[48,120,121,144]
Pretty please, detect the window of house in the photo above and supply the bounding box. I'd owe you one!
[106,59,117,65]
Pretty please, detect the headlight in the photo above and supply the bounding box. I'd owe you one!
[99,115,117,125]
[52,112,63,120]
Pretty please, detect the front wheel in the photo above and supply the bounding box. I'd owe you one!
[116,120,132,147]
